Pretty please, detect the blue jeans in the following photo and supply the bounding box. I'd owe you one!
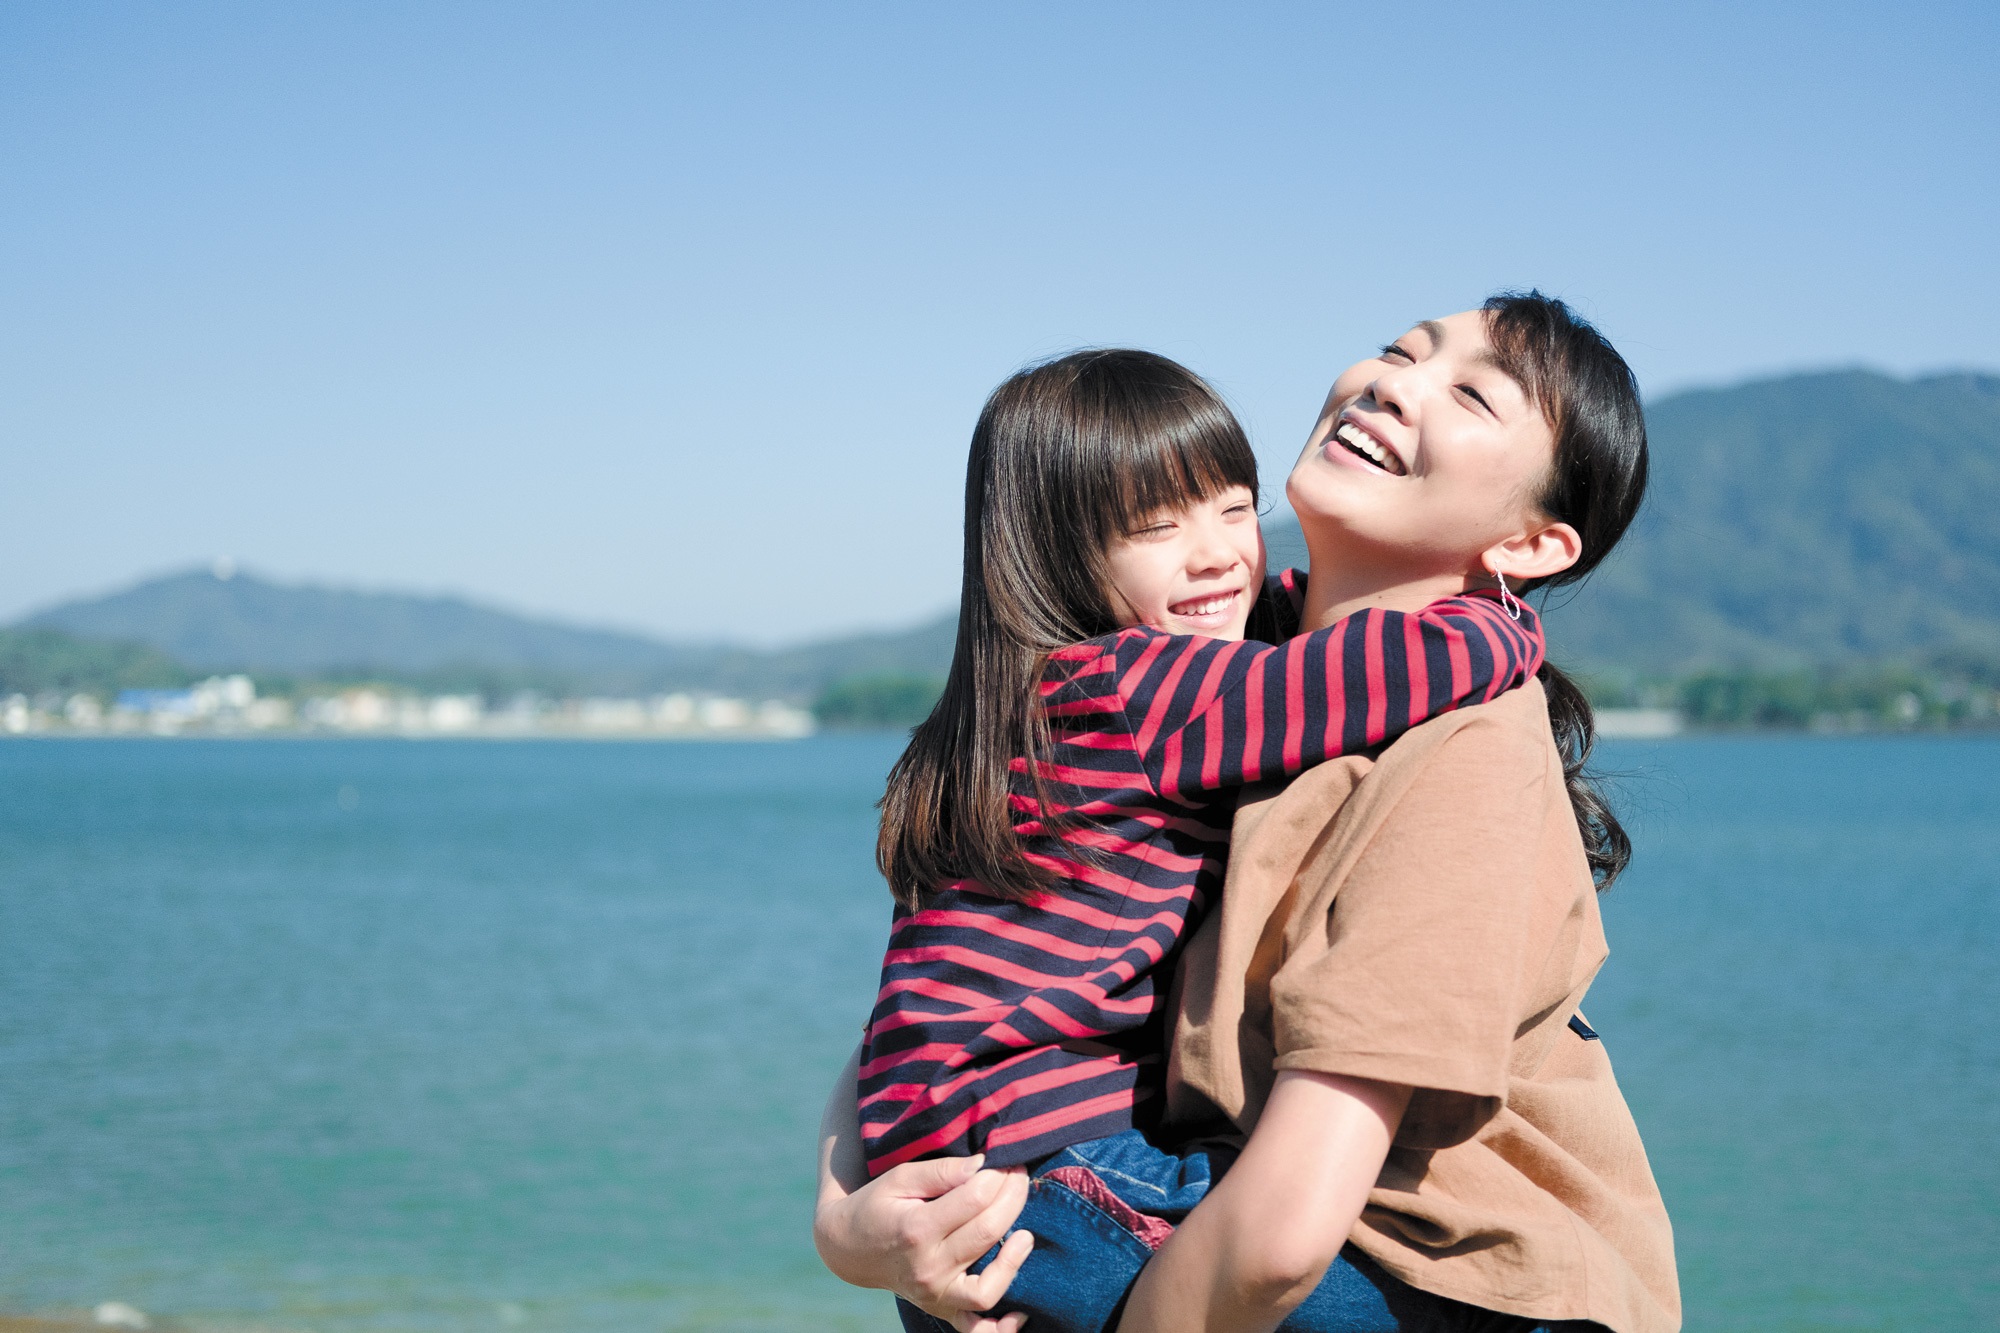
[895,1130,1596,1333]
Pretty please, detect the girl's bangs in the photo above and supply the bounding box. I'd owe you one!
[1104,414,1260,535]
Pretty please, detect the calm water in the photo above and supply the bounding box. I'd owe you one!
[1,736,1995,1332]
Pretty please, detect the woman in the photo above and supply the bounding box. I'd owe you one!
[816,293,1677,1333]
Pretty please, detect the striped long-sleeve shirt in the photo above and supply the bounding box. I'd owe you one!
[858,572,1545,1174]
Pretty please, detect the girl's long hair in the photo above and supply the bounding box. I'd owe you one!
[1484,292,1650,889]
[878,350,1260,909]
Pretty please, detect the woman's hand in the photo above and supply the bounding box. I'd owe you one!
[814,1155,1034,1332]
[815,1042,1034,1331]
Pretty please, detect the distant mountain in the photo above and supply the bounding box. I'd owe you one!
[20,569,955,701]
[1560,369,2000,671]
[25,569,703,680]
[1265,369,2000,674]
[20,368,1998,697]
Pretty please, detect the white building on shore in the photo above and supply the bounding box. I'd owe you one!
[3,680,813,740]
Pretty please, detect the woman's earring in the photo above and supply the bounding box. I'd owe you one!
[1494,571,1523,621]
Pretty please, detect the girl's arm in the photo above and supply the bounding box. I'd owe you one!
[813,1043,1035,1333]
[1114,1070,1410,1333]
[1125,594,1544,799]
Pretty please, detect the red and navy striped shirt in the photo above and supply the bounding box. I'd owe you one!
[858,572,1544,1174]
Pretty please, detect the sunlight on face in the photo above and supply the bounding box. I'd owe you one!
[1285,310,1558,580]
[1103,484,1266,639]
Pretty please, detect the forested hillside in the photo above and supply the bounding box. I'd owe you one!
[17,569,956,702]
[25,569,708,685]
[1555,369,2000,670]
[0,628,191,697]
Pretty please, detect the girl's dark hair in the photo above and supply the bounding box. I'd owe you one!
[878,349,1260,909]
[1483,291,1649,889]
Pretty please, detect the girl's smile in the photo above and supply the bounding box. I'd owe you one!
[1167,588,1243,622]
[1104,483,1265,639]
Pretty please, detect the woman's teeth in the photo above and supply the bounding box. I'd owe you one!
[1334,421,1405,475]
[1171,592,1237,618]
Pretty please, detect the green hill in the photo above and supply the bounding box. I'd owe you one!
[23,569,710,684]
[16,568,955,702]
[0,628,192,697]
[1555,369,2000,671]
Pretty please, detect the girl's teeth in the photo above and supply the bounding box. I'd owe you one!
[1176,594,1232,616]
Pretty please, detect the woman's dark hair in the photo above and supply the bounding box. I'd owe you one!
[877,349,1260,909]
[1483,291,1649,889]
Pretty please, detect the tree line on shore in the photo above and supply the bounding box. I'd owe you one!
[810,663,2000,733]
[9,625,2000,735]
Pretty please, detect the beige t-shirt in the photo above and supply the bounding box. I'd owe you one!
[1165,681,1681,1333]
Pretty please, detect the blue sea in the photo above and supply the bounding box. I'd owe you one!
[2,735,1996,1332]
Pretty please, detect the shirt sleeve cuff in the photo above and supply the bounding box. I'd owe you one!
[1272,1047,1505,1148]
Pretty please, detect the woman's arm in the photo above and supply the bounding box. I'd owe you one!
[1114,1070,1411,1333]
[813,1043,1035,1333]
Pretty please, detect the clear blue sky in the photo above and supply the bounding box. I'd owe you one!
[4,1,1994,644]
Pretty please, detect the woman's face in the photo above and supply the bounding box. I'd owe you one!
[1103,483,1265,639]
[1286,310,1558,579]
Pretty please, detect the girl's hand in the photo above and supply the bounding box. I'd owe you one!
[812,1154,1034,1331]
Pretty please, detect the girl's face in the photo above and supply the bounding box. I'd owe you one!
[1104,484,1265,639]
[1286,310,1566,582]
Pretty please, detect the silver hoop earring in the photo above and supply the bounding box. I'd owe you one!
[1495,571,1523,621]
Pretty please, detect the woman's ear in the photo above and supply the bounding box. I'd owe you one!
[1483,519,1582,585]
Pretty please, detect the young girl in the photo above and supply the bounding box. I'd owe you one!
[854,349,1545,1323]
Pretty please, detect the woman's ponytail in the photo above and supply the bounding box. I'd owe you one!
[1538,661,1631,889]
[1484,292,1650,893]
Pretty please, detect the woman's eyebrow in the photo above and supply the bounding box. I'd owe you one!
[1419,318,1529,402]
[1470,350,1532,402]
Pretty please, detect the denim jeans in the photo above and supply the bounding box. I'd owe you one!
[894,1130,1598,1333]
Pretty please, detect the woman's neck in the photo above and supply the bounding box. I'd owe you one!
[1298,548,1479,633]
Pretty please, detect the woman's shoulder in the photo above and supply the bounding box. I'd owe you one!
[1228,681,1564,908]
[1328,680,1576,856]
[1357,683,1598,909]
[1382,672,1552,753]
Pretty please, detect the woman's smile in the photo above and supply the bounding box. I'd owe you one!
[1328,415,1408,476]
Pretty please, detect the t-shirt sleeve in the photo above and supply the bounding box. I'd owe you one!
[1265,709,1566,1148]
[1124,594,1545,802]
